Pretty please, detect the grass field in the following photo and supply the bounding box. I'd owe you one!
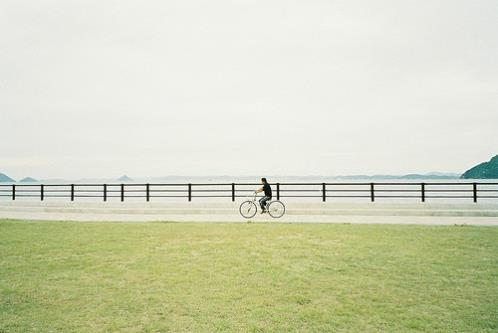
[1,220,497,332]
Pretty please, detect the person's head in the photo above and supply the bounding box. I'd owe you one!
[261,177,267,184]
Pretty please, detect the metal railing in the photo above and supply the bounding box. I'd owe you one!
[1,182,497,203]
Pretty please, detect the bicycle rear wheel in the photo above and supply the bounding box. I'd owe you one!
[239,201,257,219]
[268,201,285,218]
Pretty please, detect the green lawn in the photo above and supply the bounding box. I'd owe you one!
[1,220,497,332]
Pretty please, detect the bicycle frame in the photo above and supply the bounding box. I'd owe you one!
[239,193,285,219]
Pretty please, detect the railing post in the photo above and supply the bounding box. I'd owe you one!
[71,184,75,201]
[276,183,280,200]
[231,183,235,202]
[421,183,425,202]
[188,183,192,201]
[146,183,150,202]
[370,183,375,202]
[121,184,124,202]
[103,184,107,202]
[322,183,326,202]
[41,184,44,201]
[473,183,477,203]
[12,184,15,201]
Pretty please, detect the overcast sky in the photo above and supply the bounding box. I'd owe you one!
[1,0,497,179]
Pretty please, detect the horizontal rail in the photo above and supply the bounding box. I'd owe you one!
[0,182,497,203]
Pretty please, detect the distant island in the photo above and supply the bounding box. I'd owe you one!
[117,175,133,182]
[332,173,460,180]
[0,171,473,183]
[19,177,39,183]
[0,173,15,182]
[461,155,498,179]
[142,173,461,181]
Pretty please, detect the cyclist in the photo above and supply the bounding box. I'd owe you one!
[254,177,272,213]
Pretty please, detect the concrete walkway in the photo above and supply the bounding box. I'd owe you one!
[1,201,497,225]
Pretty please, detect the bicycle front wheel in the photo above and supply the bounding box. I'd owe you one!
[268,201,285,218]
[239,201,257,219]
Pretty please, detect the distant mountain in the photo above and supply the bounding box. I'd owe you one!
[19,177,38,183]
[144,173,462,182]
[461,155,498,179]
[425,172,461,177]
[117,175,133,182]
[0,172,15,182]
[399,174,459,180]
[334,173,460,180]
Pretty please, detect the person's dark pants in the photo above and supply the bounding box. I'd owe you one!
[259,196,271,211]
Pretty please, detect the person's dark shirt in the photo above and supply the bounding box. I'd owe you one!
[263,183,272,198]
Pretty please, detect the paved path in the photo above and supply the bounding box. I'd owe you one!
[1,211,498,225]
[1,201,497,225]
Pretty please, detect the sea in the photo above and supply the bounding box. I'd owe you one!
[1,177,497,204]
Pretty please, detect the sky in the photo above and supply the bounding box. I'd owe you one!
[1,0,497,179]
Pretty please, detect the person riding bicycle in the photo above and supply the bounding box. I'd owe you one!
[254,178,272,213]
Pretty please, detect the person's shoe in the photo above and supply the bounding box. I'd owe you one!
[260,210,266,214]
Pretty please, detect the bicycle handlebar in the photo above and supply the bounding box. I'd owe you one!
[246,192,259,200]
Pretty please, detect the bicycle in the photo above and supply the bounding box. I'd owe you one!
[239,194,286,219]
